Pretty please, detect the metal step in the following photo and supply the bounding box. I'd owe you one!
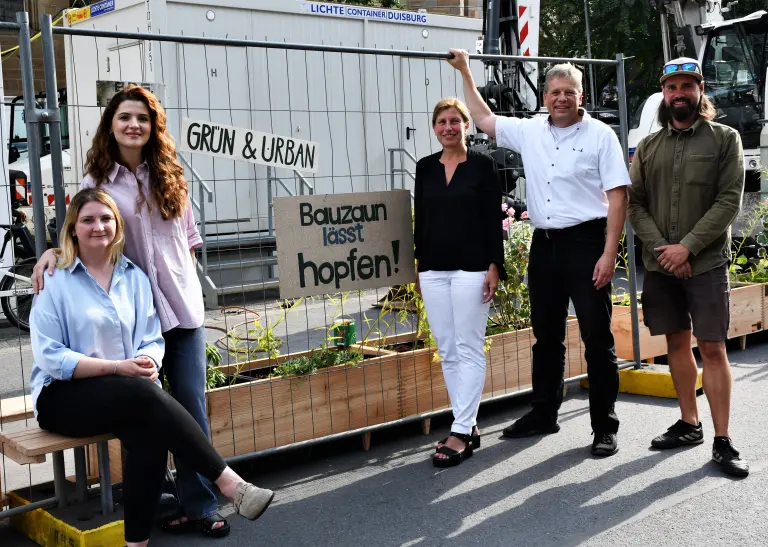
[217,280,280,295]
[205,257,278,271]
[202,233,277,251]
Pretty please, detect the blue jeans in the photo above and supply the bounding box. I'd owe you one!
[158,326,219,520]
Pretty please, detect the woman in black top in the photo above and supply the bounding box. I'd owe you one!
[414,98,506,468]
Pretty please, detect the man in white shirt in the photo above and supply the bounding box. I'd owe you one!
[447,49,631,456]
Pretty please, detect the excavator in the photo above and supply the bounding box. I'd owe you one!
[629,1,768,194]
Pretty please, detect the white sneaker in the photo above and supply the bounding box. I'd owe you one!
[233,482,275,520]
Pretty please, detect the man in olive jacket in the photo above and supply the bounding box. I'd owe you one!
[628,57,748,477]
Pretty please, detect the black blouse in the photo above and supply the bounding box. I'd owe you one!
[414,149,507,280]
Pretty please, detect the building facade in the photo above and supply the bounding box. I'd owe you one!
[400,0,483,18]
[1,0,69,97]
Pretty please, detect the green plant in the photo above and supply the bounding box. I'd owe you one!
[271,348,363,379]
[205,341,227,390]
[220,299,304,386]
[365,281,437,351]
[612,232,641,307]
[491,206,533,331]
[730,197,768,284]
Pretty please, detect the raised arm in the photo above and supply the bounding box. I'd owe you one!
[446,49,497,139]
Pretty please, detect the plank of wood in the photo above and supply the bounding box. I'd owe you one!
[728,284,763,338]
[0,426,114,465]
[0,441,45,465]
[0,395,34,425]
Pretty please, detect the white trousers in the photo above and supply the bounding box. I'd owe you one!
[419,270,490,435]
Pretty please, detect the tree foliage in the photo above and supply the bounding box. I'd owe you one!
[540,0,766,116]
[540,0,664,113]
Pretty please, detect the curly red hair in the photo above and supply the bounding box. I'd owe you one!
[85,85,187,220]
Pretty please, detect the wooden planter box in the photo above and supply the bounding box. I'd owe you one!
[367,318,586,417]
[205,345,400,458]
[484,317,587,398]
[91,319,588,476]
[729,283,764,337]
[611,304,666,362]
[612,282,764,361]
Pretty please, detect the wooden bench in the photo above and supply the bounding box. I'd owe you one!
[0,395,34,425]
[0,425,116,518]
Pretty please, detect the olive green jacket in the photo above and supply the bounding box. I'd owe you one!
[628,117,744,275]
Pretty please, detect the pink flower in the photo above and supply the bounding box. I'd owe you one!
[501,203,509,213]
[521,211,529,220]
[502,218,511,230]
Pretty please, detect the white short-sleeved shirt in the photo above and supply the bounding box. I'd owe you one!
[495,110,631,230]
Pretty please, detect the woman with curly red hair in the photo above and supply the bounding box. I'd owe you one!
[31,85,257,537]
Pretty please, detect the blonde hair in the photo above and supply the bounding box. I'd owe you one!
[432,97,471,126]
[58,188,125,269]
[544,63,584,93]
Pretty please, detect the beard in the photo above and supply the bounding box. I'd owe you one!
[664,97,697,122]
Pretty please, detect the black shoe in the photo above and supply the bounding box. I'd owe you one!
[592,432,619,457]
[432,432,474,468]
[502,410,560,438]
[651,419,704,449]
[436,427,480,451]
[712,437,749,478]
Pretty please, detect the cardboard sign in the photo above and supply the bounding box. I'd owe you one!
[180,118,319,173]
[274,190,416,298]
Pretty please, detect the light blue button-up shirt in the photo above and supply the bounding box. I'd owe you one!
[29,255,165,416]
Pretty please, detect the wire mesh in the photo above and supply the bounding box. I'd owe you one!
[1,15,642,512]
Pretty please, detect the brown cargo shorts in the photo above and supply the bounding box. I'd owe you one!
[641,264,730,342]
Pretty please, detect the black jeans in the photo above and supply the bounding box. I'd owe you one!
[36,376,227,543]
[527,218,620,434]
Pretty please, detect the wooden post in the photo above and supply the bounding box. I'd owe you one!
[361,432,372,452]
[421,418,431,435]
[83,439,123,483]
[740,336,747,351]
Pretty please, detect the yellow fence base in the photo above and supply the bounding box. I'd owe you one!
[581,366,703,399]
[8,491,124,547]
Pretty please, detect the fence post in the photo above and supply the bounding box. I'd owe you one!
[389,148,395,191]
[267,166,274,236]
[615,53,642,369]
[16,11,48,258]
[40,14,66,240]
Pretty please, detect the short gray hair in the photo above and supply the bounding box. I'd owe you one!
[544,63,583,93]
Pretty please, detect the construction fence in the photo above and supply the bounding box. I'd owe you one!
[0,9,643,520]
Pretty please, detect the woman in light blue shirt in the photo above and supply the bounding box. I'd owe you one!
[30,188,274,547]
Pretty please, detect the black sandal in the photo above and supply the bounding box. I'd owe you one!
[195,513,231,538]
[432,432,474,468]
[158,510,194,535]
[436,427,481,451]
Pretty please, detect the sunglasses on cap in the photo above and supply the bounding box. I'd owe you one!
[663,62,701,75]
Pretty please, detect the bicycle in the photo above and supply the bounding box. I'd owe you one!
[0,210,39,331]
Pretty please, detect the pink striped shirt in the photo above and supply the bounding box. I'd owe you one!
[81,162,204,332]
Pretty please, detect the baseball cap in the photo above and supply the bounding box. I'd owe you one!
[660,57,703,84]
